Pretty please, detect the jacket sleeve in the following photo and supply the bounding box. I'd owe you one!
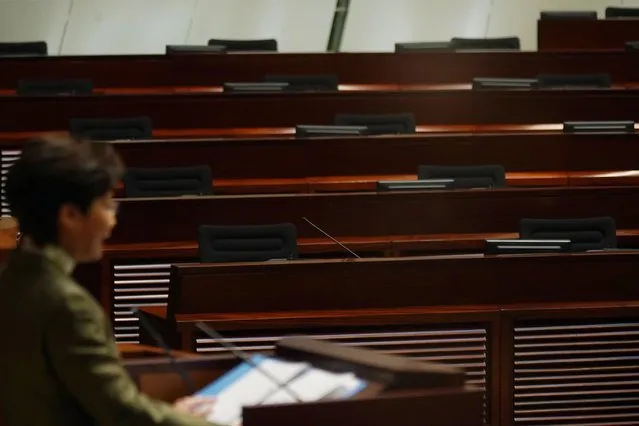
[45,287,213,426]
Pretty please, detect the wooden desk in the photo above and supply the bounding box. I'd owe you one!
[117,343,196,359]
[538,19,639,51]
[110,186,639,245]
[2,88,639,132]
[137,252,639,426]
[4,51,639,86]
[4,132,634,178]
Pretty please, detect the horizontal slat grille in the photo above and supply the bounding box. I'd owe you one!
[1,149,20,217]
[112,262,172,343]
[513,319,639,426]
[197,324,489,421]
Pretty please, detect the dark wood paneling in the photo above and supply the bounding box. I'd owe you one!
[9,132,639,178]
[170,252,639,315]
[111,186,639,244]
[0,55,170,88]
[538,19,639,51]
[102,132,639,177]
[5,52,639,87]
[2,89,639,131]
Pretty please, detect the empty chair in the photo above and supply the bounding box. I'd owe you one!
[394,41,451,52]
[539,11,598,20]
[123,166,213,198]
[606,7,639,18]
[537,73,611,88]
[450,37,520,50]
[17,79,93,96]
[198,223,298,263]
[418,165,506,188]
[207,38,278,52]
[334,113,416,135]
[263,74,338,92]
[519,217,617,252]
[166,45,226,54]
[0,41,47,57]
[69,117,152,140]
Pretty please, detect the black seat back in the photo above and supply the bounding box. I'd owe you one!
[540,11,598,20]
[198,223,298,263]
[519,217,617,252]
[263,74,338,91]
[0,41,47,57]
[450,37,520,50]
[207,38,278,52]
[606,7,639,18]
[70,117,153,140]
[124,166,213,198]
[334,113,416,135]
[418,165,506,188]
[17,79,93,96]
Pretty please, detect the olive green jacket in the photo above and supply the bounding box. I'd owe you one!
[0,247,211,426]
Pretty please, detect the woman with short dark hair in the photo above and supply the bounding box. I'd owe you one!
[0,136,214,426]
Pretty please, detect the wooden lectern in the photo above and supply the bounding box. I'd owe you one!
[126,337,483,426]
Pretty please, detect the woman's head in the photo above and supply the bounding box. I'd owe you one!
[6,135,124,262]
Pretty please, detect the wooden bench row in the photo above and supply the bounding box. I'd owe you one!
[5,51,639,87]
[3,131,635,176]
[2,89,639,132]
[135,252,639,426]
[110,186,639,244]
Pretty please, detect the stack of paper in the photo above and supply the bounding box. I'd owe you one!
[195,355,367,426]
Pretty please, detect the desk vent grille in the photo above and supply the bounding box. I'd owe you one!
[0,149,20,217]
[513,319,639,426]
[111,261,183,343]
[197,324,489,420]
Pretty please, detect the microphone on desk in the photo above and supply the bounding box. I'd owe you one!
[131,307,197,393]
[302,217,361,259]
[195,322,303,402]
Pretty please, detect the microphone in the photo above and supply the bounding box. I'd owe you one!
[195,322,303,402]
[302,217,361,259]
[131,307,196,393]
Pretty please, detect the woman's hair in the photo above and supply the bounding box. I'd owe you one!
[5,135,124,245]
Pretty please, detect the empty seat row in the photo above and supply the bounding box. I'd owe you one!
[122,164,505,198]
[197,217,617,262]
[10,71,616,97]
[0,39,278,57]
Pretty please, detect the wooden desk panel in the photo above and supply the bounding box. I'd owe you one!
[101,132,639,178]
[169,253,639,316]
[538,19,639,51]
[5,51,639,87]
[139,253,639,426]
[1,89,639,132]
[111,187,639,244]
[4,134,639,187]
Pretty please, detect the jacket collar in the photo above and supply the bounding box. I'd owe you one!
[20,237,76,275]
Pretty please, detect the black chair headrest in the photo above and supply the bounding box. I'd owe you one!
[539,11,598,20]
[263,74,338,91]
[0,41,47,57]
[69,117,153,141]
[207,38,278,52]
[17,79,93,96]
[606,7,639,18]
[450,37,520,50]
[334,113,416,135]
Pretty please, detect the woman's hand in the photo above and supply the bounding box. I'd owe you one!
[173,396,217,419]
